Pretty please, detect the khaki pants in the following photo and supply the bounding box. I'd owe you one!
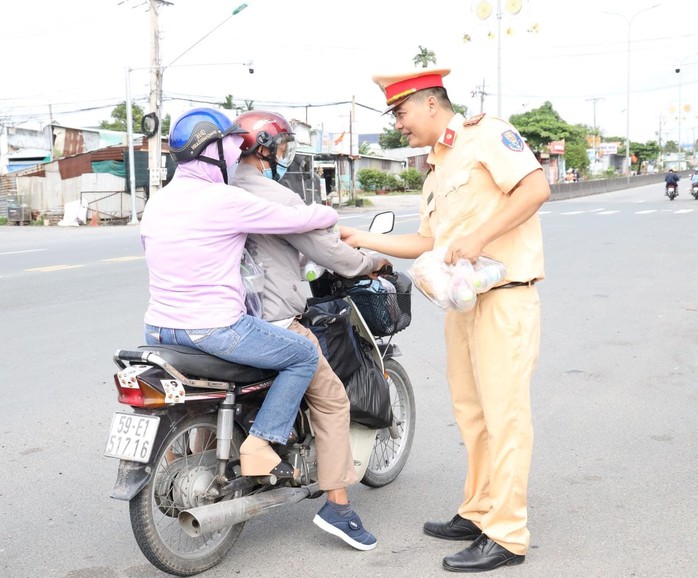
[288,320,358,490]
[444,286,540,555]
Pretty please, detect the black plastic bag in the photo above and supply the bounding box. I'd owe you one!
[344,338,394,429]
[300,297,362,383]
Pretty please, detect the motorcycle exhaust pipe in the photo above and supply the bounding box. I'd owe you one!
[178,483,319,537]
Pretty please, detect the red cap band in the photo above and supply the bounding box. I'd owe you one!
[384,73,445,105]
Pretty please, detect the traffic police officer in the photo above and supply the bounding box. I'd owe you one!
[339,66,550,572]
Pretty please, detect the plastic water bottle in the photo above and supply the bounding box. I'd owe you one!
[301,260,326,282]
[448,268,477,311]
[470,257,506,293]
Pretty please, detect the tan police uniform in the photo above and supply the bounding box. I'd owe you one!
[418,112,545,555]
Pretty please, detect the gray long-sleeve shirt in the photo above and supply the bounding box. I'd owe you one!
[231,163,379,322]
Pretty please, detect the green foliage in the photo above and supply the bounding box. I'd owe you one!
[219,95,254,113]
[100,101,170,135]
[413,46,437,68]
[631,140,660,166]
[357,168,387,191]
[100,101,144,133]
[453,103,468,116]
[400,167,425,190]
[357,168,402,191]
[509,101,575,152]
[383,173,401,190]
[564,139,589,173]
[358,141,371,155]
[160,113,171,136]
[379,121,409,149]
[664,140,678,153]
[0,217,7,226]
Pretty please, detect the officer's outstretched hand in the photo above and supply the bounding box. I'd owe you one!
[339,225,363,248]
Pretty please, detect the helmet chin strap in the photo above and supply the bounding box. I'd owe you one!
[256,149,279,181]
[197,139,229,183]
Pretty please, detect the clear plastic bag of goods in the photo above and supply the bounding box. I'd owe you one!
[407,247,453,309]
[408,248,506,312]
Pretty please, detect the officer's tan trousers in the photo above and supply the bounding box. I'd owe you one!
[444,286,540,556]
[288,320,358,491]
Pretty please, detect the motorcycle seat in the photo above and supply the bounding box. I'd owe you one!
[137,344,277,385]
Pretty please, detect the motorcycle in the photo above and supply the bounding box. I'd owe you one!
[666,183,678,200]
[691,181,698,200]
[105,211,415,576]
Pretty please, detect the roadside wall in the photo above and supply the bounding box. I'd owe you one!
[549,171,690,201]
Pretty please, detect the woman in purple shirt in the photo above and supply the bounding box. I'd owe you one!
[140,108,338,479]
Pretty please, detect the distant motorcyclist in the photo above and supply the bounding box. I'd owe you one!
[691,168,698,185]
[664,169,680,196]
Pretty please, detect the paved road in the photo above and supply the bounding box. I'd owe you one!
[1,184,697,577]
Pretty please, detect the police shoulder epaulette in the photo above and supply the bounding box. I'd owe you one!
[463,113,486,127]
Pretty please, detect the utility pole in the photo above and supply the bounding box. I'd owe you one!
[148,0,165,196]
[349,95,356,205]
[586,97,603,169]
[472,79,488,114]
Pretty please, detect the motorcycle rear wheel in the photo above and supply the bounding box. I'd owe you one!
[129,413,245,577]
[361,358,416,487]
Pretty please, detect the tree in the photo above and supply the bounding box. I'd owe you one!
[664,140,678,153]
[400,167,425,190]
[379,121,409,149]
[508,101,575,153]
[358,141,372,155]
[219,95,254,113]
[100,101,144,133]
[413,45,436,68]
[631,141,660,167]
[453,103,468,116]
[100,101,170,135]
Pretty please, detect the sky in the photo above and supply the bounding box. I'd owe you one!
[2,0,698,146]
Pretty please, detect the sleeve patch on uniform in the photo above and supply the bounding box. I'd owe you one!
[501,130,524,152]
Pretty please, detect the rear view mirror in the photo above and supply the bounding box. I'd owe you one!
[368,211,395,235]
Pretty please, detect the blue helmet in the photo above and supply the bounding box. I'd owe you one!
[168,107,247,164]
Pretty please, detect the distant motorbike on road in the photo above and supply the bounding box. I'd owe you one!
[666,183,678,201]
[691,181,698,200]
[104,211,416,576]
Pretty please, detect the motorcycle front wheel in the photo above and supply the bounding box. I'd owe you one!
[129,413,245,577]
[361,358,416,487]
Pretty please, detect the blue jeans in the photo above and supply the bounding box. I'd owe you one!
[145,315,319,444]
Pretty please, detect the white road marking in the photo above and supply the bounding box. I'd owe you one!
[25,264,84,273]
[0,249,47,256]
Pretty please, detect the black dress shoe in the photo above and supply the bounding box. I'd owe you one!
[443,534,525,572]
[423,514,482,541]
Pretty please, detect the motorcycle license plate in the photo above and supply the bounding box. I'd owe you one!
[104,412,160,463]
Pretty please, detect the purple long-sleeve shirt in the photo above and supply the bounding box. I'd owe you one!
[140,174,338,329]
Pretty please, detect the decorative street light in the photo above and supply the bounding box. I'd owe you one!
[605,4,660,182]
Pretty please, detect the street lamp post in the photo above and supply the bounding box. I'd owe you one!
[676,66,682,168]
[606,4,660,182]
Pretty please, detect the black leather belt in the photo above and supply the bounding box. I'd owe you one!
[491,280,537,290]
